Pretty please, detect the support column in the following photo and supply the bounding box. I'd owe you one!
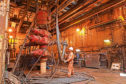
[122,22,126,73]
[40,59,47,74]
[0,0,9,82]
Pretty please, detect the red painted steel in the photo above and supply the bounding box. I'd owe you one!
[29,35,50,45]
[31,29,51,37]
[31,49,49,56]
[36,10,48,25]
[40,45,48,49]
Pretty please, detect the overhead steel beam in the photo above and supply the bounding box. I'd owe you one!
[51,0,99,29]
[50,0,74,28]
[89,19,118,30]
[58,0,91,22]
[59,0,126,31]
[59,0,110,25]
[50,0,97,29]
[51,0,72,15]
[17,0,30,33]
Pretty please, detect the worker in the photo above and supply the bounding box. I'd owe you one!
[64,47,74,77]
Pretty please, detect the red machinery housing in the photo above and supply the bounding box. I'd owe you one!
[29,35,50,45]
[36,10,48,25]
[31,29,51,37]
[29,9,50,60]
[31,49,49,57]
[40,45,48,49]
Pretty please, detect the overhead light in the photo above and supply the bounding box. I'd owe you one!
[69,47,73,51]
[104,39,111,43]
[9,36,13,39]
[120,73,126,77]
[11,22,16,28]
[76,28,80,32]
[104,39,111,45]
[76,49,80,52]
[118,16,125,21]
[80,28,85,35]
[8,29,13,32]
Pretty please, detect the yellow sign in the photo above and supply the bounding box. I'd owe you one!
[118,16,125,21]
[9,39,17,44]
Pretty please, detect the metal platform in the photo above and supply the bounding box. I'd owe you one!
[29,69,95,84]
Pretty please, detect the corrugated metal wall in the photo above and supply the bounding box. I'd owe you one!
[57,6,125,52]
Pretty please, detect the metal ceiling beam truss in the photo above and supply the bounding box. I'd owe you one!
[59,0,126,31]
[59,0,110,25]
[17,0,31,33]
[51,0,73,15]
[51,0,99,29]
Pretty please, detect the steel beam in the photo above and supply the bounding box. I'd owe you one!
[58,0,90,22]
[51,0,98,29]
[51,0,110,30]
[59,0,110,25]
[50,0,74,27]
[51,0,75,15]
[17,0,30,33]
[51,0,103,29]
[59,0,126,31]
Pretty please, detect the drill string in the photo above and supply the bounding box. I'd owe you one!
[46,0,65,81]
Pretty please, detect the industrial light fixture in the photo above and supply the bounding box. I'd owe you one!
[104,39,111,43]
[11,22,16,28]
[76,28,80,32]
[9,35,13,39]
[118,16,125,21]
[69,47,73,50]
[120,73,126,77]
[104,39,111,46]
[76,49,80,52]
[8,29,13,32]
[80,28,85,35]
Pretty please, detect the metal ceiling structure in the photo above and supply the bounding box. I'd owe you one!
[0,0,126,84]
[9,0,125,33]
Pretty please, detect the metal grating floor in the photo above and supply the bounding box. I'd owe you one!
[29,69,95,84]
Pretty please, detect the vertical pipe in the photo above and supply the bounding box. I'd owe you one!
[56,1,62,61]
[0,0,10,83]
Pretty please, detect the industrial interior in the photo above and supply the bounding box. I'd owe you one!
[0,0,126,84]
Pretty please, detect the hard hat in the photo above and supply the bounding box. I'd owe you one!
[69,47,73,51]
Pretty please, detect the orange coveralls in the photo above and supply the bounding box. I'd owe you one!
[66,52,74,77]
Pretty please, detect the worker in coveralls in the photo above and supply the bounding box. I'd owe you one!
[64,47,74,77]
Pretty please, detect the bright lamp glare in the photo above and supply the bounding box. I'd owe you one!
[8,29,12,32]
[11,22,16,28]
[76,49,80,52]
[69,47,73,50]
[104,40,110,43]
[76,29,80,32]
[120,73,126,77]
[9,36,13,39]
